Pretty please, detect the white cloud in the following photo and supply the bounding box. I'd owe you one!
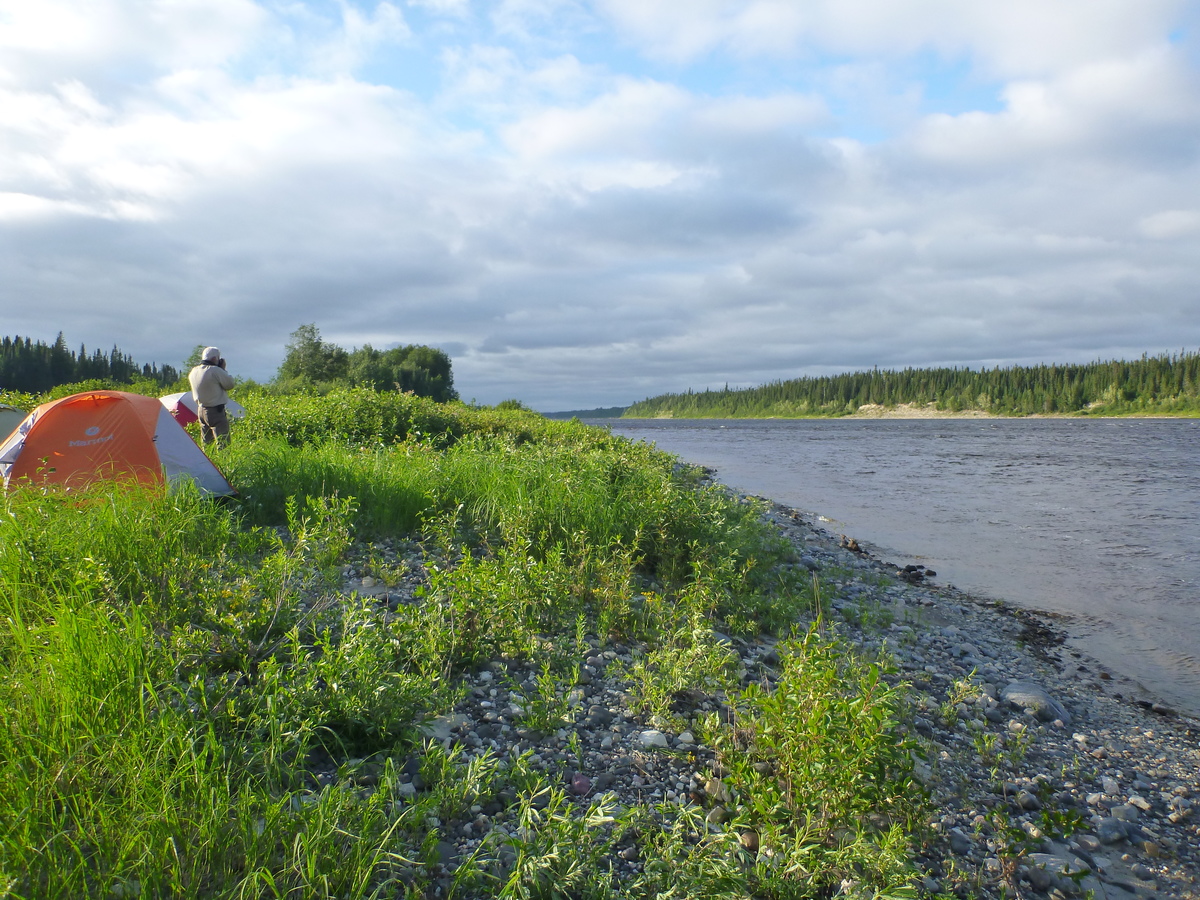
[1,67,445,224]
[0,191,92,220]
[595,0,1187,77]
[309,1,412,75]
[691,93,828,135]
[1139,210,1200,240]
[0,0,1198,410]
[0,0,267,86]
[407,0,470,15]
[904,46,1200,171]
[502,78,690,161]
[438,45,601,111]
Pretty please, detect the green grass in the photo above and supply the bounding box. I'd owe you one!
[0,391,927,898]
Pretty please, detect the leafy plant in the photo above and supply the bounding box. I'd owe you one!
[711,625,927,896]
[512,660,578,735]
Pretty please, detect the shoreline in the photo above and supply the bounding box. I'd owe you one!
[343,492,1200,898]
[615,404,1199,420]
[836,527,1200,725]
[759,498,1200,898]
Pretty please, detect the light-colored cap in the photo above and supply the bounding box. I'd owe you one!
[202,346,221,362]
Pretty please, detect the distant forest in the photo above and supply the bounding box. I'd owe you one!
[624,350,1200,418]
[1,333,179,394]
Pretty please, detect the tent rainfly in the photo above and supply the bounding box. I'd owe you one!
[0,390,235,496]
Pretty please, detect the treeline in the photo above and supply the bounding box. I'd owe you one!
[275,324,457,402]
[1,325,459,406]
[0,333,179,394]
[625,350,1200,418]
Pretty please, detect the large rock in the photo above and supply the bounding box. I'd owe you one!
[1000,681,1071,723]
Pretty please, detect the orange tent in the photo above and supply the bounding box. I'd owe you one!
[0,390,234,496]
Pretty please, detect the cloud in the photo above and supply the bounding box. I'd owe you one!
[1,0,1198,411]
[594,0,1187,77]
[308,1,412,75]
[906,47,1200,170]
[0,0,267,88]
[437,44,604,118]
[1139,210,1200,240]
[408,0,470,16]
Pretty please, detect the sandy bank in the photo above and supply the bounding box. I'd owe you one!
[849,403,998,419]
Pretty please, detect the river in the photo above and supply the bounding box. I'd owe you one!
[596,417,1200,718]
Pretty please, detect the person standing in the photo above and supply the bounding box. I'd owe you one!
[189,346,235,447]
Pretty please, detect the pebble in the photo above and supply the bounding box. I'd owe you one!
[705,806,730,825]
[1015,789,1041,811]
[1111,804,1140,822]
[638,729,669,749]
[1097,818,1128,844]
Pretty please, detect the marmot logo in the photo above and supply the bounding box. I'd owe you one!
[69,434,114,448]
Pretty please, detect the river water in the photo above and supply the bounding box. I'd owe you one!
[598,418,1200,717]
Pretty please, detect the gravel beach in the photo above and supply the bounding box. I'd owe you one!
[339,497,1200,898]
[766,502,1200,899]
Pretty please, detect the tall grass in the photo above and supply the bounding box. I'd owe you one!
[0,394,923,897]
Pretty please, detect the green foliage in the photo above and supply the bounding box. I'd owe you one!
[234,385,465,448]
[277,323,350,385]
[727,627,923,833]
[275,323,458,401]
[982,804,1086,896]
[703,626,925,896]
[0,601,237,899]
[453,782,624,900]
[348,342,457,401]
[626,348,1200,418]
[0,480,234,624]
[508,659,580,734]
[616,614,738,728]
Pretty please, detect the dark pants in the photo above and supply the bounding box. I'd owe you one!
[199,404,230,448]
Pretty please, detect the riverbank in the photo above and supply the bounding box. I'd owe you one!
[763,500,1200,899]
[849,403,1200,419]
[850,402,998,418]
[628,405,1199,420]
[338,494,1200,898]
[0,402,930,897]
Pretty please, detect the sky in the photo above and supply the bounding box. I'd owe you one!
[2,1,1199,411]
